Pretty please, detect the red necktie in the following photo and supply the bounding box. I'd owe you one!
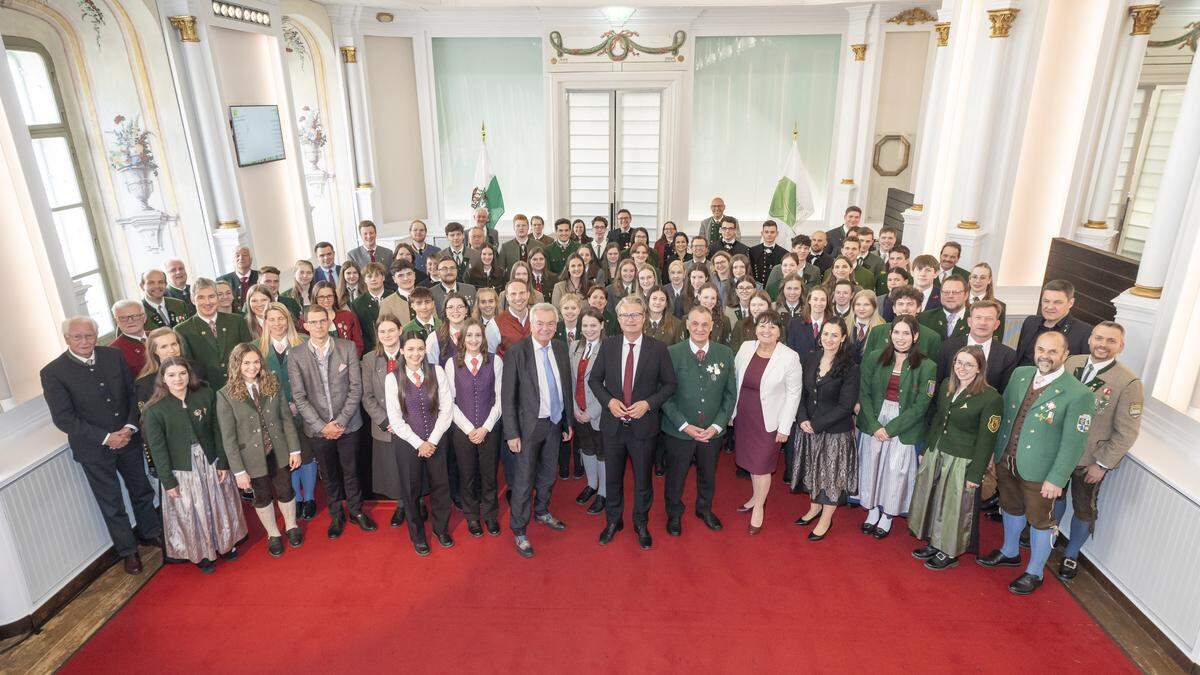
[470,355,480,375]
[697,348,706,363]
[369,249,376,263]
[623,343,635,407]
[411,370,423,387]
[386,358,397,374]
[575,348,590,411]
[857,324,866,342]
[239,276,249,301]
[813,323,819,339]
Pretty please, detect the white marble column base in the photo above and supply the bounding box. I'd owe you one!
[1074,225,1117,251]
[946,226,990,268]
[1113,288,1159,377]
[211,227,246,277]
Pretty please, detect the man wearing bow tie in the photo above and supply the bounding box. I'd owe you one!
[709,218,749,258]
[749,220,786,286]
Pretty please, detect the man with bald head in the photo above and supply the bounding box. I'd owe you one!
[163,258,195,315]
[216,246,259,313]
[140,269,189,329]
[701,197,737,244]
[979,331,1095,596]
[41,317,162,575]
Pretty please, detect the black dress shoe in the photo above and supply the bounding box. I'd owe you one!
[586,495,606,515]
[390,506,405,528]
[575,486,597,505]
[697,511,723,531]
[925,552,959,570]
[977,549,1022,568]
[599,521,623,545]
[807,530,827,542]
[219,547,239,561]
[267,536,284,557]
[467,520,483,538]
[1058,557,1080,580]
[327,515,345,539]
[912,545,938,560]
[871,526,890,540]
[123,554,143,575]
[285,527,303,548]
[413,539,431,556]
[1008,572,1043,595]
[634,524,652,550]
[536,513,566,530]
[351,512,378,532]
[794,513,820,526]
[860,522,877,535]
[559,468,570,480]
[302,501,317,520]
[197,559,216,574]
[485,519,501,536]
[436,532,455,548]
[666,516,681,537]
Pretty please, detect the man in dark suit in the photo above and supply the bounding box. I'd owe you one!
[347,220,395,272]
[826,205,861,255]
[163,257,195,315]
[936,299,1018,391]
[443,222,480,280]
[748,220,786,286]
[709,218,750,259]
[258,266,301,319]
[40,317,162,575]
[174,279,252,390]
[1015,279,1093,367]
[500,303,573,558]
[313,241,341,285]
[140,269,189,329]
[429,254,477,316]
[215,246,258,312]
[612,209,635,250]
[589,296,678,550]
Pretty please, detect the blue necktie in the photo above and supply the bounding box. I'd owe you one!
[541,345,562,423]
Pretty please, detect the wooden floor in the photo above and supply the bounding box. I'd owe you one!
[0,542,1188,673]
[0,544,162,674]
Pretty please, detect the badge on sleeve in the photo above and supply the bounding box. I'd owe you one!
[926,380,936,397]
[1128,403,1143,419]
[1076,414,1092,433]
[987,415,1001,434]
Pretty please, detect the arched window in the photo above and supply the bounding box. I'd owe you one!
[4,38,114,334]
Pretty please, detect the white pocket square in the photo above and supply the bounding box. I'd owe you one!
[338,363,347,372]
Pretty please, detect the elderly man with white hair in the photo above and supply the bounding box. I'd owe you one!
[473,206,500,246]
[109,299,149,376]
[40,316,162,575]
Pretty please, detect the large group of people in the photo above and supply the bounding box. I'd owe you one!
[39,202,1144,596]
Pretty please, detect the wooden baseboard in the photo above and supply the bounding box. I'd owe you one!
[0,547,117,644]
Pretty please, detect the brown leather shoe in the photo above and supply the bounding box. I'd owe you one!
[123,553,143,574]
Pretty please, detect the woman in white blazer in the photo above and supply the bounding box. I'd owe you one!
[732,310,803,533]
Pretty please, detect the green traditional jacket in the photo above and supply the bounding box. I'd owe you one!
[353,290,394,354]
[857,354,938,445]
[277,293,302,320]
[175,312,253,390]
[925,381,1003,484]
[543,240,580,276]
[864,321,943,360]
[661,341,737,440]
[143,385,226,490]
[993,366,1096,487]
[402,316,442,341]
[143,297,191,330]
[918,307,969,341]
[823,266,876,293]
[215,383,301,479]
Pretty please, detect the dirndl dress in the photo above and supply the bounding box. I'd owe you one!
[162,443,247,563]
[856,400,917,516]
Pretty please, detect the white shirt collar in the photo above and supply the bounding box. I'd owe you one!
[1086,358,1114,374]
[689,339,710,355]
[967,334,992,347]
[1033,366,1065,388]
[68,349,95,365]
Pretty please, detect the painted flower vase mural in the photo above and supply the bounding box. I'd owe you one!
[297,107,327,171]
[107,114,159,211]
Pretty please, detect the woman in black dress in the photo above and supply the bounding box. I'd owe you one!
[791,318,860,540]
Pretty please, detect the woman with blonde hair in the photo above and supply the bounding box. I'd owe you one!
[258,302,318,520]
[504,261,545,307]
[472,286,502,352]
[216,343,304,557]
[848,289,885,363]
[135,327,187,477]
[967,262,1007,335]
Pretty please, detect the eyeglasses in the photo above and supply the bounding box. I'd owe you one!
[618,312,644,320]
[117,313,146,322]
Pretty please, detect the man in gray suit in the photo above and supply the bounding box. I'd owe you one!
[287,304,377,539]
[347,220,395,272]
[430,254,477,316]
[497,213,545,271]
[501,303,573,558]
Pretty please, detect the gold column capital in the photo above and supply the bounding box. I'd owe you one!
[850,43,868,61]
[1082,219,1108,230]
[1129,284,1162,298]
[1128,4,1161,36]
[910,203,924,212]
[935,22,951,47]
[217,219,241,229]
[840,178,855,185]
[168,15,200,43]
[340,46,358,64]
[987,8,1020,38]
[957,219,980,230]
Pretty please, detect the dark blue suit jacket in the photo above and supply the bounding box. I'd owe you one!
[785,318,822,362]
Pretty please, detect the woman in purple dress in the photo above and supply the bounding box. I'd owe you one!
[732,311,803,533]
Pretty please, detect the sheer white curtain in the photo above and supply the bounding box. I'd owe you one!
[432,38,546,226]
[690,35,840,224]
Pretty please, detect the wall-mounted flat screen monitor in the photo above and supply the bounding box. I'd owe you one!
[229,105,285,167]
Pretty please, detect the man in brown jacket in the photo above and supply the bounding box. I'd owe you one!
[1055,321,1144,580]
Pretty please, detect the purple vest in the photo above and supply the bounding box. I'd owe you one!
[454,358,496,429]
[402,374,436,441]
[438,333,459,366]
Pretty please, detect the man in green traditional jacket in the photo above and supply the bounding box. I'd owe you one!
[660,305,738,537]
[978,331,1095,596]
[918,275,969,341]
[174,278,253,391]
[542,218,579,276]
[353,262,393,354]
[864,287,942,359]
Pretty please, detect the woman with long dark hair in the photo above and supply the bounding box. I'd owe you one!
[654,221,677,267]
[216,344,304,557]
[338,261,367,307]
[467,243,506,292]
[444,319,504,537]
[385,331,454,555]
[312,280,364,356]
[908,346,1002,570]
[857,315,937,540]
[143,357,247,572]
[360,314,409,528]
[790,319,860,540]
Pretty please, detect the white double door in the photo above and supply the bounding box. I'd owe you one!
[565,89,664,232]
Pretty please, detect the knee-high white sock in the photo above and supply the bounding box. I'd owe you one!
[864,506,882,526]
[279,499,298,530]
[255,505,281,537]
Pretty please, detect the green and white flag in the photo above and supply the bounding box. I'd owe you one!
[471,129,504,232]
[768,136,816,234]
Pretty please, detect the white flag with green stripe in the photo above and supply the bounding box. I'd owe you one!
[768,137,816,234]
[471,134,504,233]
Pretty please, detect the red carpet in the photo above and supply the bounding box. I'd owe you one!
[64,453,1134,673]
